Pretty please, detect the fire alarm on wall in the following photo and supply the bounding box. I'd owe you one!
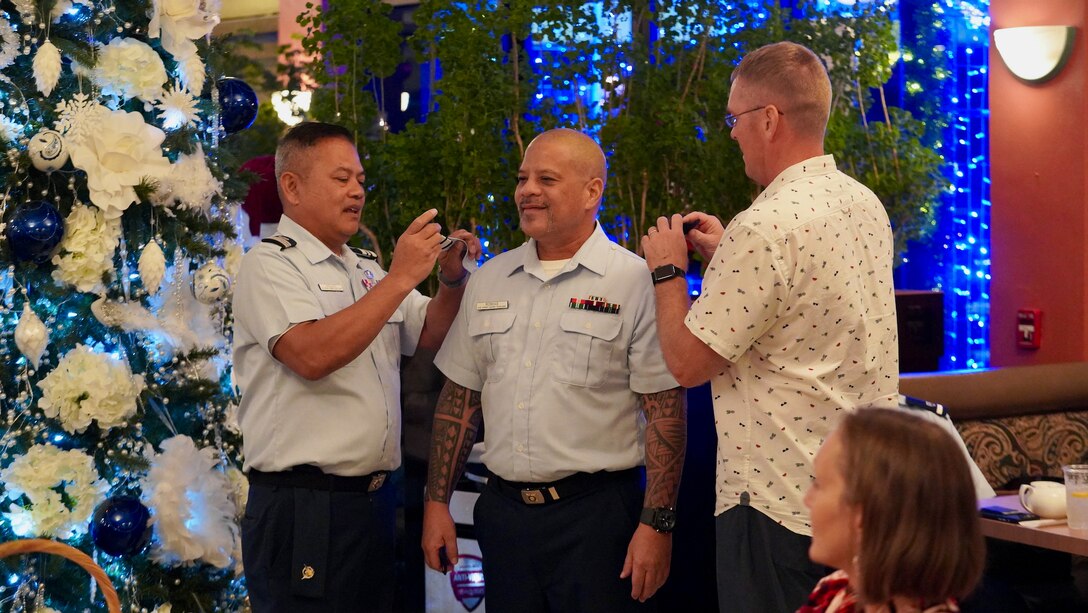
[1017,309,1042,349]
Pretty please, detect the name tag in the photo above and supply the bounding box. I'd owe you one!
[476,301,509,311]
[318,284,344,292]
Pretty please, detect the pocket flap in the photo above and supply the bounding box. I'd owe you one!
[467,311,517,336]
[387,308,405,324]
[559,310,622,341]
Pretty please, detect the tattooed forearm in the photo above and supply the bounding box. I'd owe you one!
[425,379,483,504]
[641,388,686,509]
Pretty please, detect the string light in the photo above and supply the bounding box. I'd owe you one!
[896,0,991,369]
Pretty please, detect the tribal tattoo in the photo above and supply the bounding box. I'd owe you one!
[425,379,483,503]
[641,388,687,509]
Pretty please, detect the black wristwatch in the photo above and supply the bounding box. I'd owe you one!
[640,506,677,533]
[651,264,685,285]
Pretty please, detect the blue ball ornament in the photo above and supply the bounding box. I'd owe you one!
[6,200,65,264]
[217,77,259,134]
[90,496,152,557]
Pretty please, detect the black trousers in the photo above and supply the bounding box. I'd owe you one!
[715,505,829,613]
[473,471,658,613]
[241,482,396,613]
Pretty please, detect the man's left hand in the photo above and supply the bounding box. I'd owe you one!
[620,523,672,602]
[436,229,482,285]
[642,214,689,272]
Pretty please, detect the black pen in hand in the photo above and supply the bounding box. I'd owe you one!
[438,545,452,575]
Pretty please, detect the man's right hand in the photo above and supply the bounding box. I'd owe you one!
[388,208,444,288]
[422,500,459,573]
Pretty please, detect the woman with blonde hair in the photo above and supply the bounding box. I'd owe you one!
[799,408,985,612]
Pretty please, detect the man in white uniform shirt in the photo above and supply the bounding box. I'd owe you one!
[422,129,686,612]
[232,122,479,612]
[642,42,899,613]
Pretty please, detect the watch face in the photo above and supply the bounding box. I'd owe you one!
[652,264,682,284]
[656,509,677,531]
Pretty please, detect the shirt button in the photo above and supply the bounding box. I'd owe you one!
[517,444,525,452]
[534,321,541,328]
[543,283,550,289]
[584,322,592,329]
[517,402,525,410]
[524,360,532,368]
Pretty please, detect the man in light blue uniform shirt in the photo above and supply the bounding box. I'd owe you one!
[421,129,686,612]
[233,122,479,612]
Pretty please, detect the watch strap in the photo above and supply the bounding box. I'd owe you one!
[639,506,676,533]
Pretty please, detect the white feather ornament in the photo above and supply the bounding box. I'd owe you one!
[141,436,238,569]
[139,240,167,295]
[14,303,48,369]
[91,297,159,332]
[177,54,206,95]
[33,39,62,97]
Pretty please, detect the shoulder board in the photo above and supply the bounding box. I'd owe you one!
[261,235,297,250]
[349,247,378,260]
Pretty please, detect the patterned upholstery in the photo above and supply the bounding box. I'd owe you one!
[955,409,1088,490]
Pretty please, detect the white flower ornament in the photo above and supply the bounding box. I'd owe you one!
[0,444,108,539]
[37,344,145,434]
[68,108,172,218]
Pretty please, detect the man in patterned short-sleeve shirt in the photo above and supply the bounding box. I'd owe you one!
[642,42,898,613]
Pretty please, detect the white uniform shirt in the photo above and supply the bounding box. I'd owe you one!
[687,155,899,535]
[233,216,429,476]
[435,224,678,483]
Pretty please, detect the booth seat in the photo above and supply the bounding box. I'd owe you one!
[900,362,1088,491]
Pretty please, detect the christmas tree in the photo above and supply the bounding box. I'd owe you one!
[0,1,252,610]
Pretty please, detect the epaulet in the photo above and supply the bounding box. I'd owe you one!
[899,394,952,422]
[349,246,378,260]
[261,235,297,250]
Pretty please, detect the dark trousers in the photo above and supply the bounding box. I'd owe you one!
[715,505,829,613]
[473,471,657,613]
[241,482,396,613]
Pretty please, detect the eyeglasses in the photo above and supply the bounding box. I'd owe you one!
[724,106,783,128]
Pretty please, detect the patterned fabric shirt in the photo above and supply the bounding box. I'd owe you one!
[798,570,960,613]
[686,155,898,534]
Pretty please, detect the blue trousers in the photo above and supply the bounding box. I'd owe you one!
[241,482,396,613]
[474,471,657,613]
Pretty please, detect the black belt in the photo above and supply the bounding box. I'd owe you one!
[489,466,641,505]
[248,466,389,493]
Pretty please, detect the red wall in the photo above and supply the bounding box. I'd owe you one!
[990,0,1088,365]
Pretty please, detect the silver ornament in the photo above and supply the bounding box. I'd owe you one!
[14,303,48,369]
[192,262,231,304]
[138,240,166,296]
[27,128,68,172]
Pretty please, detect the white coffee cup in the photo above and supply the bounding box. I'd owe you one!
[1019,481,1068,519]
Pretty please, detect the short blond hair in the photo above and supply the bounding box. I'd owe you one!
[731,41,832,138]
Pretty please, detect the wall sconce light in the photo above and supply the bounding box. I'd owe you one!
[993,26,1077,83]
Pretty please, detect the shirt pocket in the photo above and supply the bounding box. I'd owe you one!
[555,310,623,388]
[467,311,517,382]
[373,307,406,365]
[315,289,353,318]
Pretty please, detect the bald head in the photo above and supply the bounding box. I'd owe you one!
[516,129,607,258]
[526,128,607,196]
[731,42,832,140]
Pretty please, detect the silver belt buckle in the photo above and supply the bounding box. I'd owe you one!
[520,489,545,504]
[368,473,386,492]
